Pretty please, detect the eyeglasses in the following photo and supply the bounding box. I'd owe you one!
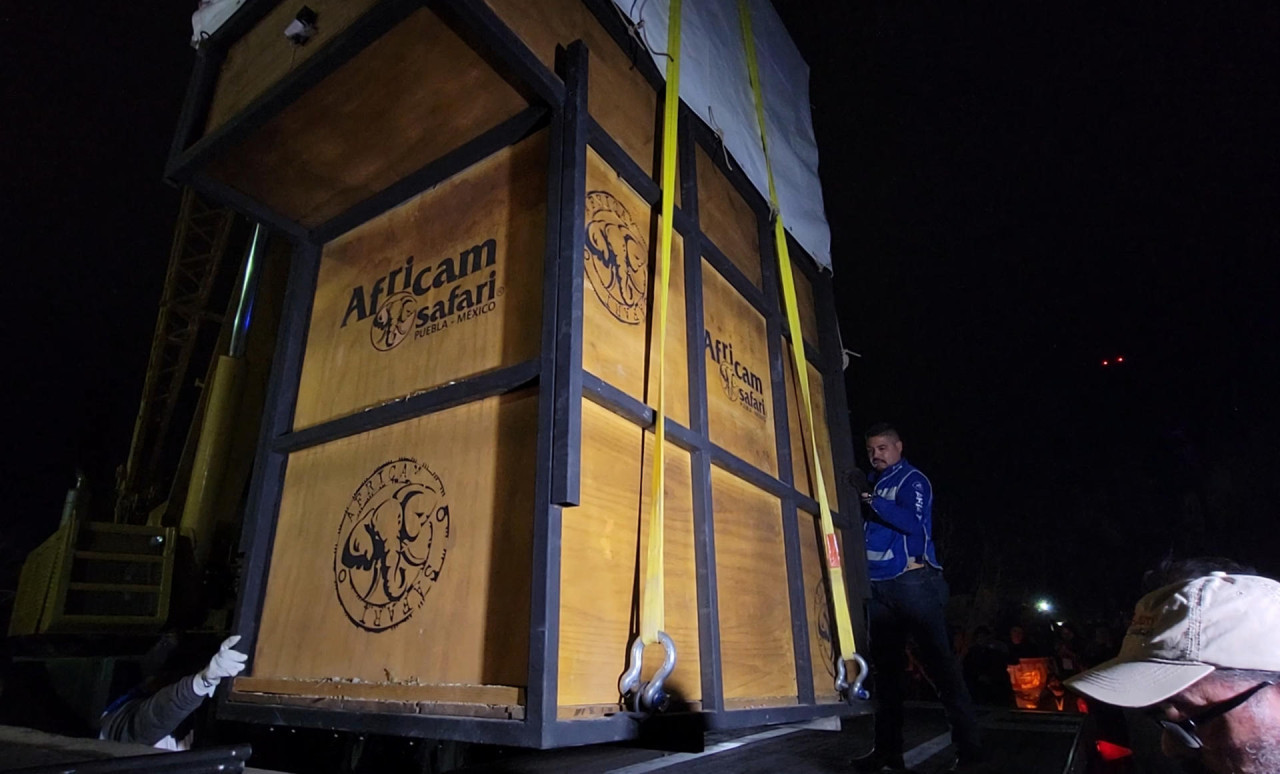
[1155,680,1275,749]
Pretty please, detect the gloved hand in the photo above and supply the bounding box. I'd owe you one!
[193,635,248,697]
[847,468,870,497]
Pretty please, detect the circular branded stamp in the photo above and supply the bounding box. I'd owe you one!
[333,458,450,632]
[370,291,417,351]
[583,190,648,325]
[813,577,836,678]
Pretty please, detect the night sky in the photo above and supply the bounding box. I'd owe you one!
[4,2,1279,625]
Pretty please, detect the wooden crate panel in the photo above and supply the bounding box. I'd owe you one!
[203,0,380,135]
[207,7,528,227]
[558,401,700,713]
[712,467,797,704]
[782,256,820,350]
[702,260,777,476]
[231,677,525,719]
[251,390,537,696]
[292,132,547,429]
[782,341,840,510]
[582,147,690,427]
[696,145,762,288]
[796,510,845,703]
[487,0,657,175]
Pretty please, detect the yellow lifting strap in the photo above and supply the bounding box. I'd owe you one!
[737,0,860,667]
[640,0,682,648]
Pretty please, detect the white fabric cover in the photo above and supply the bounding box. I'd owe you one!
[191,0,247,47]
[618,0,832,271]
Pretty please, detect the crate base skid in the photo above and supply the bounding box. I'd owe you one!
[170,0,872,747]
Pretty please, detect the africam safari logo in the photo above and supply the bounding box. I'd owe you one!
[333,459,450,633]
[705,332,768,420]
[584,191,648,324]
[339,238,504,352]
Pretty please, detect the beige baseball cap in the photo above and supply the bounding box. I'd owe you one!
[1065,572,1280,707]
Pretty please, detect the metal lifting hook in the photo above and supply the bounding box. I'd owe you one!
[618,632,677,713]
[835,654,870,701]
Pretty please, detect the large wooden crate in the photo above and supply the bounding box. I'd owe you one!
[168,0,870,747]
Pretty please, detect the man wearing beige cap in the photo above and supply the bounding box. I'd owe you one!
[1066,571,1280,774]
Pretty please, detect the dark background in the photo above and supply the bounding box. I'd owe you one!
[3,2,1278,627]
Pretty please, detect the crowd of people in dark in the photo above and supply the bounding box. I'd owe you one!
[948,618,1122,712]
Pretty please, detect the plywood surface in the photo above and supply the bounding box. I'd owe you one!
[292,132,547,429]
[252,390,537,691]
[703,260,777,476]
[696,146,762,289]
[232,677,521,705]
[783,341,840,511]
[207,8,528,227]
[711,467,797,704]
[229,680,524,719]
[582,147,690,427]
[557,401,700,713]
[487,0,658,175]
[204,0,380,135]
[797,510,844,703]
[782,256,820,350]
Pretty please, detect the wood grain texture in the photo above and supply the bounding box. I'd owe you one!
[782,256,820,350]
[204,0,380,135]
[232,677,522,705]
[796,509,843,703]
[292,132,547,429]
[703,260,777,476]
[696,146,762,289]
[557,401,700,712]
[782,340,840,510]
[207,8,528,226]
[228,684,524,719]
[486,0,658,175]
[252,390,537,693]
[711,466,797,704]
[582,147,690,427]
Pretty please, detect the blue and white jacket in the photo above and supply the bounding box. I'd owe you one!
[863,458,941,580]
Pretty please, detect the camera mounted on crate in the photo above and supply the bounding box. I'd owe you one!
[283,6,318,45]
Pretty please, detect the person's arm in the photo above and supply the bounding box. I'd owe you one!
[867,472,931,534]
[100,635,247,746]
[99,677,205,745]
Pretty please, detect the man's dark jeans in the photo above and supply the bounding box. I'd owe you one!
[868,565,983,759]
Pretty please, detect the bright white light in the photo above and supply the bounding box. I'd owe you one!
[1035,599,1053,613]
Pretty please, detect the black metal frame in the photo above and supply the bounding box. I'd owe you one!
[181,0,869,749]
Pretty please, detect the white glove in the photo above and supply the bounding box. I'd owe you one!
[193,635,248,697]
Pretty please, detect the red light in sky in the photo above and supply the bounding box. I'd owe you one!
[1117,356,1125,363]
[1102,360,1109,366]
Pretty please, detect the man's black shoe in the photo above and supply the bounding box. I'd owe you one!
[851,750,909,773]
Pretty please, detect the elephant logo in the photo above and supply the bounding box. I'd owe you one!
[370,291,417,351]
[333,459,450,632]
[813,577,836,678]
[584,191,648,324]
[719,359,739,403]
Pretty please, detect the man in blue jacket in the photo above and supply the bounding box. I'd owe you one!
[854,423,984,772]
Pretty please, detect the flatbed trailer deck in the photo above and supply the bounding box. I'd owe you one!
[0,705,1088,773]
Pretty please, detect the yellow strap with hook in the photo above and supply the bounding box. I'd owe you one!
[641,0,682,647]
[737,0,859,665]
